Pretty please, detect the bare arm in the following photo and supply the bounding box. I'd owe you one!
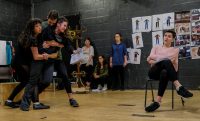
[43,40,64,48]
[31,47,48,60]
[109,57,112,68]
[123,55,127,67]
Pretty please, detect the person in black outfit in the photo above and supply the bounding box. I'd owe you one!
[35,17,79,107]
[19,19,58,111]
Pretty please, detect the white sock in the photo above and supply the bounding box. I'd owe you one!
[34,102,40,105]
[6,100,12,102]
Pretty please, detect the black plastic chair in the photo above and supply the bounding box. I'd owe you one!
[0,65,15,82]
[144,78,185,109]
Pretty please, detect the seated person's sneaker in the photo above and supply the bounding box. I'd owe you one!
[33,103,50,110]
[102,87,107,91]
[69,99,79,107]
[177,86,193,98]
[92,89,101,92]
[5,100,19,108]
[145,102,160,112]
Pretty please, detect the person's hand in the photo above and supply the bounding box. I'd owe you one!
[43,41,50,48]
[123,62,127,67]
[94,75,100,79]
[42,53,49,60]
[110,62,112,68]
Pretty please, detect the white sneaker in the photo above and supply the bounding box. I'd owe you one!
[102,84,107,91]
[92,89,101,92]
[97,85,102,90]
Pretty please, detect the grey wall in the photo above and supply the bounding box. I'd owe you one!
[34,0,200,89]
[0,0,31,44]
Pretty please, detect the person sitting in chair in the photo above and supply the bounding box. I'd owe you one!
[145,30,193,112]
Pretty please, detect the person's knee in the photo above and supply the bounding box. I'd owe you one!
[160,69,167,79]
[162,59,172,65]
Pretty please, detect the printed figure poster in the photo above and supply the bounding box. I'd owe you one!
[132,17,142,33]
[141,16,152,32]
[152,14,163,31]
[127,48,141,64]
[163,12,175,30]
[132,33,143,48]
[152,31,163,47]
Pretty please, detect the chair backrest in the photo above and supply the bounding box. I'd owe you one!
[0,65,13,82]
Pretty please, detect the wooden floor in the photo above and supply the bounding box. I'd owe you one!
[0,89,200,121]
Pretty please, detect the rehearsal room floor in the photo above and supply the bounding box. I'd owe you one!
[0,89,200,121]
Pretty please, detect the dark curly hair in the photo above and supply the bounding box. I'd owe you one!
[96,55,107,75]
[18,18,42,48]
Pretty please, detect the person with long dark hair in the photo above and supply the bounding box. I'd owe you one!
[30,17,79,108]
[92,55,108,92]
[19,19,58,111]
[5,18,57,109]
[110,33,127,91]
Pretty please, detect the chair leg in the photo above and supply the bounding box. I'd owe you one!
[150,82,155,102]
[181,97,185,106]
[172,82,174,110]
[144,81,148,108]
[53,78,56,95]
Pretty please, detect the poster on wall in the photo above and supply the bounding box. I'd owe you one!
[190,46,200,59]
[179,46,191,59]
[175,34,190,46]
[175,11,191,59]
[141,16,152,32]
[190,9,200,59]
[132,33,143,48]
[127,48,132,64]
[152,31,163,47]
[127,48,141,64]
[132,17,142,33]
[152,14,163,31]
[162,12,175,30]
[0,40,7,65]
[132,49,141,64]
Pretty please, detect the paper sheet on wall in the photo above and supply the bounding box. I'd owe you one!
[0,40,7,65]
[141,16,152,32]
[152,31,163,47]
[132,17,142,33]
[127,48,141,64]
[132,33,144,49]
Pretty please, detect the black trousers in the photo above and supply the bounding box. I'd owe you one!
[111,65,125,90]
[8,64,29,101]
[54,60,72,93]
[92,76,108,89]
[80,64,93,83]
[148,60,178,97]
[20,61,54,108]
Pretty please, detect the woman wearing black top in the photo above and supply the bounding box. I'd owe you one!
[5,19,52,108]
[17,18,57,111]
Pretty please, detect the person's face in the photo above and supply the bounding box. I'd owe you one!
[98,56,104,63]
[57,21,68,33]
[48,18,57,26]
[115,34,121,42]
[85,39,90,46]
[34,23,42,35]
[163,32,174,45]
